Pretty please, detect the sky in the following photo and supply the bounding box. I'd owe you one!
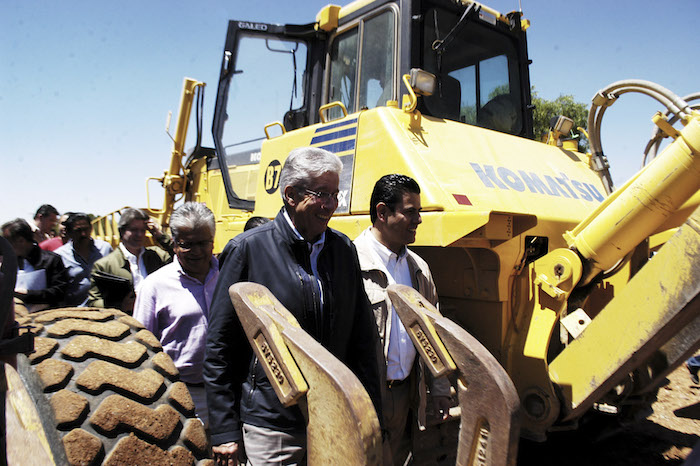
[2,0,698,223]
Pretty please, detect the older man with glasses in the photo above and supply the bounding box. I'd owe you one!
[133,202,218,427]
[205,147,382,466]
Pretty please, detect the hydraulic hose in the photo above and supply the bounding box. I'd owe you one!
[587,80,694,194]
[643,93,700,165]
[568,113,700,285]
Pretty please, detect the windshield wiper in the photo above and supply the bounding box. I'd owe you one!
[265,39,300,110]
[431,2,481,55]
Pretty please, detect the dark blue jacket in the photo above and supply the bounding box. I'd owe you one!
[19,245,68,306]
[204,209,382,446]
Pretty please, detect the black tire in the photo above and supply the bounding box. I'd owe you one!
[12,306,212,466]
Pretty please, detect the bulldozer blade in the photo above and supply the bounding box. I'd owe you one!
[388,284,520,466]
[229,282,382,465]
[636,309,700,395]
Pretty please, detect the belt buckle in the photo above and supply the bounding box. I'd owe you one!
[387,379,403,389]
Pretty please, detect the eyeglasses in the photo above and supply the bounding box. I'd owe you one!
[176,240,214,251]
[298,187,339,203]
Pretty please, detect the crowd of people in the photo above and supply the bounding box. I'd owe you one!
[5,146,696,465]
[2,147,449,465]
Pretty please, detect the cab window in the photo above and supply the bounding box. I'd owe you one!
[327,9,396,119]
[422,7,523,135]
[359,12,395,109]
[328,29,358,114]
[222,35,308,166]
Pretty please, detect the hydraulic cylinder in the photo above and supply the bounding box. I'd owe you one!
[566,114,700,285]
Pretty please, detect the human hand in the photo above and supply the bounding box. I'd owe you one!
[212,442,239,466]
[120,291,136,313]
[433,395,451,421]
[146,219,165,240]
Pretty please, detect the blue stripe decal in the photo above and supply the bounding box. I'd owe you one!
[319,139,356,153]
[314,118,358,133]
[310,127,357,144]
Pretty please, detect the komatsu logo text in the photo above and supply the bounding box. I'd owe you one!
[470,163,604,202]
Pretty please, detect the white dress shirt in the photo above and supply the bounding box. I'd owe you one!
[366,231,416,381]
[119,243,147,291]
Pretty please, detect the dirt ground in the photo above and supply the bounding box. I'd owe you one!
[518,359,700,465]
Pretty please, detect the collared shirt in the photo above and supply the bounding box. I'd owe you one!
[29,220,50,244]
[55,239,112,306]
[365,230,416,381]
[133,255,219,384]
[18,258,36,272]
[119,243,147,291]
[282,208,326,307]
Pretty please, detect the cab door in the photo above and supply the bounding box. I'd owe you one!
[211,20,326,210]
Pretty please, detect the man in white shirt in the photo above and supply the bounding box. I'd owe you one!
[354,174,451,465]
[88,208,171,312]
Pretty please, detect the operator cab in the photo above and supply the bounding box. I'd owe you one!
[212,0,533,209]
[420,2,529,135]
[324,0,531,135]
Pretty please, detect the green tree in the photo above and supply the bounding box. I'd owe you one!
[531,87,589,152]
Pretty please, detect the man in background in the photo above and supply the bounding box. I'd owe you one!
[133,202,218,426]
[55,213,112,306]
[88,208,171,313]
[39,213,71,252]
[31,204,59,244]
[1,218,68,310]
[243,216,270,231]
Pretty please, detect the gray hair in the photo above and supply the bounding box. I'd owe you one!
[278,147,342,203]
[118,208,149,237]
[170,202,215,240]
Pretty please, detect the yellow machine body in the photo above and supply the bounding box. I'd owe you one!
[92,0,700,444]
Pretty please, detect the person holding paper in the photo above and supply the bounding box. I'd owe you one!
[1,218,68,310]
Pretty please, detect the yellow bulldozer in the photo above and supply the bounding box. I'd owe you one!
[5,0,700,464]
